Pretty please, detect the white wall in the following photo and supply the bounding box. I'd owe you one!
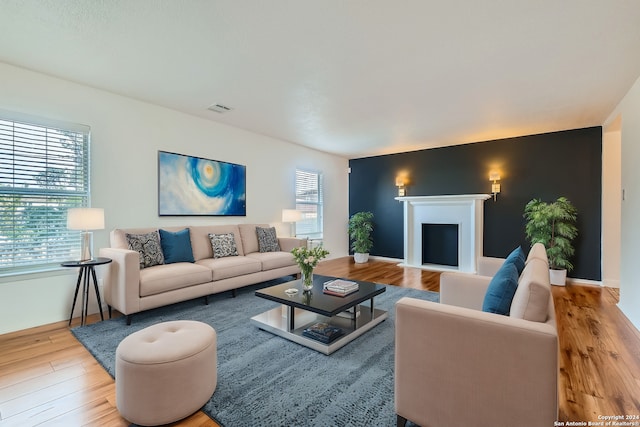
[605,75,640,330]
[0,62,349,334]
[602,127,621,288]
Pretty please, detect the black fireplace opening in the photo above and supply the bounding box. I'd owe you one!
[422,223,459,267]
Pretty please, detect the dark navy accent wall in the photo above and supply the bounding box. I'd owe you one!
[348,127,602,281]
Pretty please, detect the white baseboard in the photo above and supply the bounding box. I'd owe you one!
[566,277,603,287]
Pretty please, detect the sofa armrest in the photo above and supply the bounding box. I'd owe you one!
[99,247,141,316]
[278,237,308,252]
[395,297,558,427]
[439,272,491,310]
[477,256,505,276]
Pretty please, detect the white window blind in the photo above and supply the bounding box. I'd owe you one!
[0,112,90,275]
[295,169,323,238]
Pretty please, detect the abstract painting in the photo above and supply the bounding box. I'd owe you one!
[158,151,246,216]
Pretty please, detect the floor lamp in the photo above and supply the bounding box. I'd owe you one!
[282,209,302,237]
[67,208,105,261]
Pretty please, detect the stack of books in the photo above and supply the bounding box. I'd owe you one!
[302,322,344,344]
[323,279,359,296]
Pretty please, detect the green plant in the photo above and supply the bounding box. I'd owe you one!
[523,197,578,271]
[291,245,330,275]
[348,211,374,254]
[291,245,330,289]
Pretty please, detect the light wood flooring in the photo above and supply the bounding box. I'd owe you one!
[1,257,639,426]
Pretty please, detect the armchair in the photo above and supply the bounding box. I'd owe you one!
[395,244,558,427]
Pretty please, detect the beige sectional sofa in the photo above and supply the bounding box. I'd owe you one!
[99,224,306,324]
[395,243,558,427]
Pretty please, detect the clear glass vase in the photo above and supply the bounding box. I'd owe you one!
[301,269,314,291]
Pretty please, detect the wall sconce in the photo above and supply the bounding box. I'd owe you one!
[395,177,407,197]
[489,172,501,201]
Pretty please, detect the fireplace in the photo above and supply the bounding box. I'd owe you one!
[422,223,459,267]
[395,194,491,273]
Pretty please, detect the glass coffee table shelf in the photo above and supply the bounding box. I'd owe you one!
[251,274,387,355]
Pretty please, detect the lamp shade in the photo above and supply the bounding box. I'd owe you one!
[282,209,302,223]
[67,208,105,230]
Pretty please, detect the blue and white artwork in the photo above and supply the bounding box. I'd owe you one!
[158,151,246,216]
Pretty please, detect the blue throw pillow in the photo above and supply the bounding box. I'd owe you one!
[482,261,519,315]
[504,246,526,275]
[159,228,195,264]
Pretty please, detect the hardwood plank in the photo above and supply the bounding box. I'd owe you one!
[0,257,638,425]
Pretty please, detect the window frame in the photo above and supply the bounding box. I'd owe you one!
[0,110,91,276]
[294,168,324,239]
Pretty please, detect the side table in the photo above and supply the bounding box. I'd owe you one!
[61,257,112,326]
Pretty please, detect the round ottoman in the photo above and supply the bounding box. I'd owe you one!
[115,320,217,426]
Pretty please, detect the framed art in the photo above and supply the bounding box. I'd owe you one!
[158,151,246,216]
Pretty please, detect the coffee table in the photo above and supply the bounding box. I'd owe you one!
[251,274,387,354]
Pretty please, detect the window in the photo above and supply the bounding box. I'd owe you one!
[0,111,90,275]
[295,169,323,238]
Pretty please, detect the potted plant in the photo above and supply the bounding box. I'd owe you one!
[523,197,578,286]
[348,211,374,263]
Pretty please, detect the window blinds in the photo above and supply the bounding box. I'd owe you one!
[295,169,323,237]
[0,114,90,274]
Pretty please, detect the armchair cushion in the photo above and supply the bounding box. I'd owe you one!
[510,257,551,322]
[482,261,519,315]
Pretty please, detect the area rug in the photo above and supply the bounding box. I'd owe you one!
[71,278,438,426]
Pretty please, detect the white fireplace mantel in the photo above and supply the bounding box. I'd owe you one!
[395,194,491,273]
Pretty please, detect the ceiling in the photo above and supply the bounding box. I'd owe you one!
[1,1,640,159]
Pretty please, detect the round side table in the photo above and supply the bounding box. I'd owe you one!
[61,257,112,326]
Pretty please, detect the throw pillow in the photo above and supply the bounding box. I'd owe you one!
[256,226,280,252]
[159,228,195,264]
[505,246,526,275]
[208,232,239,258]
[126,231,165,269]
[482,261,519,315]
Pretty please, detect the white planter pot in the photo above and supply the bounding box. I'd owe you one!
[549,269,567,286]
[354,253,369,263]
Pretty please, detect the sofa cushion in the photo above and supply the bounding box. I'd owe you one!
[238,224,268,254]
[196,256,262,281]
[505,246,526,275]
[159,228,195,264]
[510,258,551,322]
[256,226,281,252]
[482,261,519,315]
[189,225,244,260]
[126,231,165,269]
[208,232,239,258]
[139,263,212,297]
[246,251,296,270]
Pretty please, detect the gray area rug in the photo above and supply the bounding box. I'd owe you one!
[71,278,438,426]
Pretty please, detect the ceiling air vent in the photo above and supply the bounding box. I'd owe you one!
[207,103,234,114]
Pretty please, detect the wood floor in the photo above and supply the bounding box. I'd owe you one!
[1,257,639,426]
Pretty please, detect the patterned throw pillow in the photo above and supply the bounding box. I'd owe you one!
[256,226,280,252]
[208,233,239,258]
[126,231,165,269]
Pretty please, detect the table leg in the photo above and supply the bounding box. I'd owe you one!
[90,266,104,321]
[68,268,83,326]
[82,267,90,326]
[287,305,295,332]
[370,297,375,315]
